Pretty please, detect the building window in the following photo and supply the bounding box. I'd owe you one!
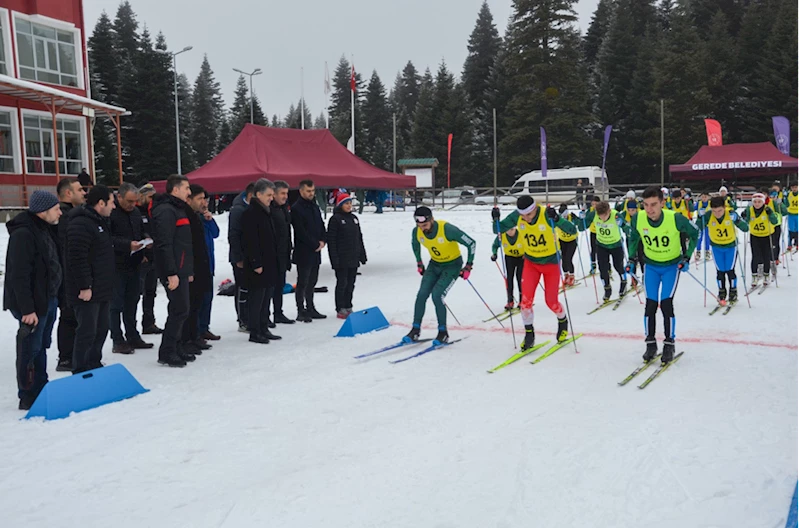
[23,115,83,175]
[0,16,6,75]
[0,111,15,172]
[15,18,78,87]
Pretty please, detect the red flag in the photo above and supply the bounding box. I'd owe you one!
[350,65,356,92]
[447,133,453,188]
[704,119,723,146]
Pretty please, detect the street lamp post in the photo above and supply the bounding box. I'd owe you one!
[159,46,193,175]
[233,68,262,123]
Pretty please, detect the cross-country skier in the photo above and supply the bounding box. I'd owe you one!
[624,200,645,289]
[615,190,641,224]
[493,196,577,351]
[666,189,693,218]
[768,186,788,270]
[405,206,476,345]
[696,196,749,305]
[577,201,628,302]
[787,181,798,252]
[695,191,712,261]
[556,203,579,288]
[718,186,736,212]
[741,192,779,287]
[491,226,524,311]
[626,186,699,364]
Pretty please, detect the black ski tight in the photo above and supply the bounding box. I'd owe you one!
[750,236,772,274]
[560,240,577,274]
[716,270,737,290]
[504,255,523,303]
[645,297,674,341]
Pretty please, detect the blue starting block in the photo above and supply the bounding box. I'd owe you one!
[25,364,149,421]
[335,306,390,337]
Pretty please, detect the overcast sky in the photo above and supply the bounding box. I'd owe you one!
[83,0,598,121]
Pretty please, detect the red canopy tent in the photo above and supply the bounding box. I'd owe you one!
[152,124,416,193]
[669,142,798,181]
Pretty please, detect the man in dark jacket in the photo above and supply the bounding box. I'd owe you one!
[137,183,162,335]
[109,182,152,354]
[180,184,213,356]
[77,167,92,188]
[151,175,194,367]
[4,191,62,410]
[228,182,254,332]
[199,192,221,340]
[54,177,85,371]
[291,179,327,322]
[270,180,294,325]
[327,193,367,318]
[66,185,116,374]
[241,179,281,344]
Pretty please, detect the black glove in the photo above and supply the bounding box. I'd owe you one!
[546,207,558,220]
[558,203,568,214]
[490,254,498,262]
[491,207,500,220]
[678,255,690,272]
[417,262,425,275]
[765,207,774,215]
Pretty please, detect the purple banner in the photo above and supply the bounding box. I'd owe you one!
[540,127,547,179]
[601,125,612,183]
[772,116,790,155]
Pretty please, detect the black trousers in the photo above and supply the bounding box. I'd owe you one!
[249,286,275,337]
[159,279,190,358]
[140,262,158,328]
[181,282,207,344]
[233,264,248,326]
[110,268,142,343]
[750,235,772,274]
[73,301,110,374]
[590,232,597,265]
[771,225,782,261]
[56,296,76,364]
[504,255,523,303]
[597,245,626,288]
[560,240,577,274]
[295,263,320,311]
[334,267,358,311]
[271,267,287,317]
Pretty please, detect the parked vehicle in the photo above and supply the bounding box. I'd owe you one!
[474,166,605,205]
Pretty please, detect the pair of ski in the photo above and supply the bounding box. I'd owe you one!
[747,283,769,296]
[487,334,583,373]
[708,300,737,316]
[586,290,630,315]
[483,307,520,323]
[354,337,465,364]
[618,352,685,389]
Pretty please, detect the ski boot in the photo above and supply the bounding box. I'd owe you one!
[751,273,761,288]
[619,280,627,297]
[729,288,738,304]
[521,325,535,351]
[566,273,575,286]
[556,317,568,343]
[705,252,712,261]
[661,339,675,364]
[504,301,515,311]
[643,340,658,362]
[603,286,612,302]
[694,251,701,262]
[770,264,777,282]
[403,325,421,344]
[718,287,727,304]
[433,329,450,346]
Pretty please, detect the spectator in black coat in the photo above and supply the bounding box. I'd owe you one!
[137,183,162,335]
[4,191,62,409]
[291,179,327,322]
[77,167,92,188]
[270,180,294,325]
[108,182,152,355]
[66,185,116,374]
[54,177,85,372]
[228,182,255,331]
[151,175,194,367]
[241,178,281,344]
[327,194,367,318]
[180,184,213,355]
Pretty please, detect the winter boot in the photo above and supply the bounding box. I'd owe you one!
[263,329,282,341]
[521,325,535,351]
[143,324,163,335]
[112,341,134,355]
[556,317,569,343]
[694,251,701,261]
[729,288,738,304]
[337,309,348,319]
[403,325,421,343]
[274,313,296,325]
[661,339,675,364]
[718,287,727,303]
[643,340,658,362]
[619,280,627,297]
[433,329,450,345]
[603,286,612,302]
[56,359,72,372]
[158,352,187,368]
[307,307,327,319]
[296,309,312,323]
[128,337,154,349]
[705,251,712,261]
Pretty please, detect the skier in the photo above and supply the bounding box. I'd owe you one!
[577,201,628,302]
[787,181,798,252]
[666,189,692,218]
[626,186,699,364]
[405,207,476,344]
[768,186,788,268]
[624,200,645,290]
[694,191,712,261]
[718,186,736,212]
[583,195,601,274]
[491,226,524,311]
[555,203,578,288]
[493,196,577,351]
[741,192,779,287]
[696,196,749,305]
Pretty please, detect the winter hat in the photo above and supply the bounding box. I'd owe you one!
[752,192,766,202]
[671,190,681,199]
[660,187,669,197]
[516,195,536,215]
[626,190,636,200]
[29,190,59,214]
[414,206,433,223]
[719,186,728,194]
[626,200,639,209]
[138,183,156,195]
[336,193,352,207]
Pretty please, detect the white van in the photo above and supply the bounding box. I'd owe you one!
[475,166,605,205]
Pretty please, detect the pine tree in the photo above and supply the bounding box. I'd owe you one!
[112,1,139,59]
[657,0,674,30]
[284,99,313,129]
[270,114,281,128]
[700,11,740,142]
[583,0,616,75]
[362,71,392,170]
[87,11,119,182]
[462,1,502,186]
[190,55,224,165]
[229,76,251,136]
[431,61,474,187]
[391,61,420,160]
[177,72,196,173]
[410,69,437,162]
[217,112,233,151]
[313,112,326,129]
[251,95,267,126]
[111,1,141,179]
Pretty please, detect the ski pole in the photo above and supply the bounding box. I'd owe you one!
[703,236,708,308]
[466,278,505,329]
[575,230,588,287]
[581,215,600,303]
[495,217,517,348]
[735,239,752,308]
[444,301,462,326]
[494,258,507,282]
[549,218,579,354]
[685,269,719,302]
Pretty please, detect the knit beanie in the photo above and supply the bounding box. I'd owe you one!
[29,190,59,214]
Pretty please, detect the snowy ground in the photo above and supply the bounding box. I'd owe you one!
[0,207,796,528]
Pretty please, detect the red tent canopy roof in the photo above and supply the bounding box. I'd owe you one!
[152,124,415,193]
[669,142,798,180]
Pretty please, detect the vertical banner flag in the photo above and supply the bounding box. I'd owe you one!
[540,127,547,179]
[447,133,453,188]
[601,125,612,184]
[772,116,790,155]
[704,119,723,146]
